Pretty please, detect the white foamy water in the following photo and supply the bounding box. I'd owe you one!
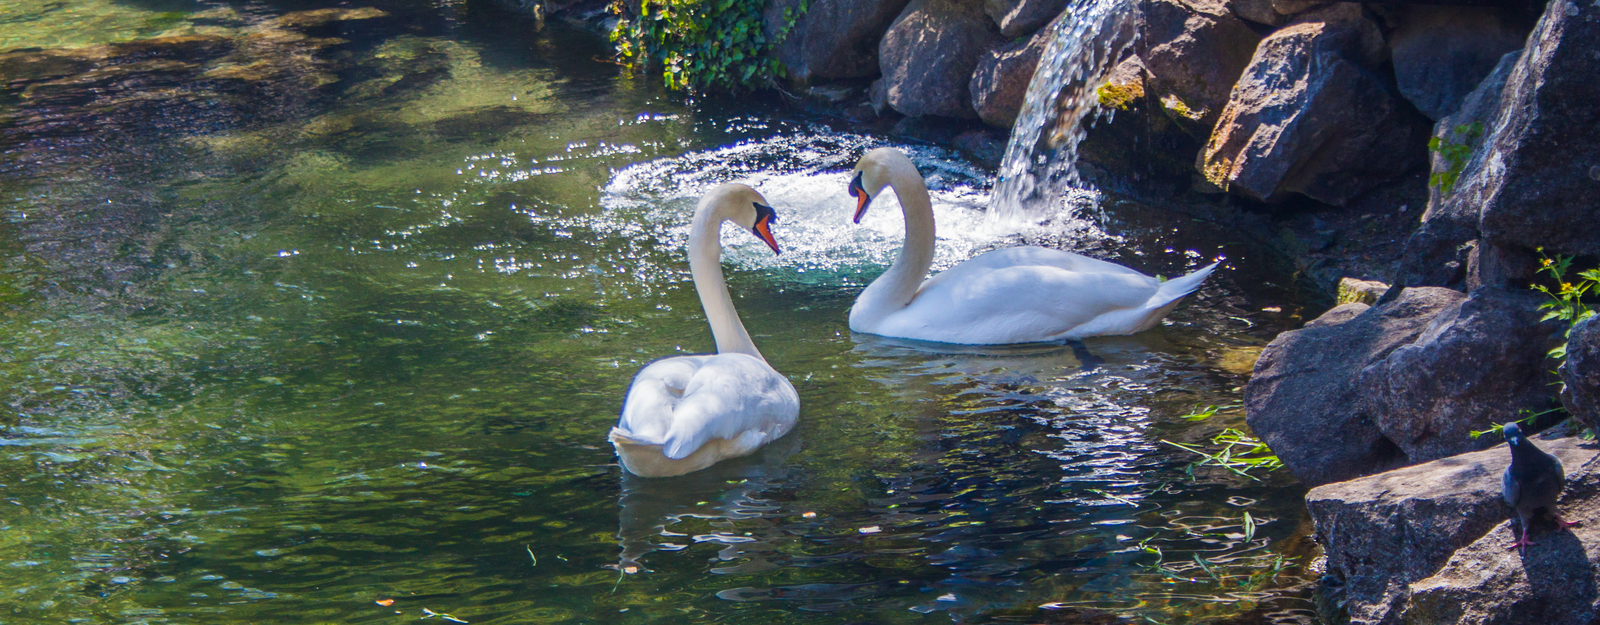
[595,133,1053,285]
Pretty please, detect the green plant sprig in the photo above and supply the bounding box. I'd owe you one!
[1162,428,1283,481]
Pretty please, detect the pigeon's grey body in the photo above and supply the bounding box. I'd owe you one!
[1501,422,1570,552]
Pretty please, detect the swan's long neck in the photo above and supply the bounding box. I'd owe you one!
[860,161,936,316]
[688,205,763,360]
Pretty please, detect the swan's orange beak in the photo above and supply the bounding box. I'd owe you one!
[848,172,869,224]
[751,202,781,255]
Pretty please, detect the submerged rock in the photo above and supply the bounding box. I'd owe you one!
[1563,317,1600,432]
[1388,6,1528,121]
[764,0,913,83]
[1245,287,1465,486]
[1200,5,1425,205]
[879,0,1004,119]
[1307,435,1598,625]
[1361,287,1563,464]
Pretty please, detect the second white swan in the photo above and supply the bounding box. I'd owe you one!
[609,183,800,478]
[846,147,1217,345]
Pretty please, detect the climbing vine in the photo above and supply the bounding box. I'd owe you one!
[609,0,808,93]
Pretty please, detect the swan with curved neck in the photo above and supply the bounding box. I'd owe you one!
[846,147,1218,345]
[609,183,800,477]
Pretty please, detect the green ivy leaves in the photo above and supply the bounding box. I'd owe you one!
[609,0,810,93]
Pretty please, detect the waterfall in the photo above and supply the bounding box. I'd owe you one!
[989,0,1141,226]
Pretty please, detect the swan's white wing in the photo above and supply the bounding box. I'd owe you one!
[932,247,1152,282]
[660,353,798,460]
[859,247,1217,344]
[617,355,713,444]
[903,265,1158,340]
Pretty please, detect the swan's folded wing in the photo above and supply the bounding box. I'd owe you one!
[661,354,797,460]
[617,356,707,444]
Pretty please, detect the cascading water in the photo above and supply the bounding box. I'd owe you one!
[989,0,1141,226]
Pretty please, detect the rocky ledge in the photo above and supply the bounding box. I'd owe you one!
[1309,433,1600,624]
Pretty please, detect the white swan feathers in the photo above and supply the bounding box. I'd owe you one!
[846,147,1218,345]
[609,183,800,477]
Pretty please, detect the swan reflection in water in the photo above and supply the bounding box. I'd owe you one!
[848,331,1186,394]
[613,433,799,573]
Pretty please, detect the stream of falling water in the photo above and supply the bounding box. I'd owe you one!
[990,0,1142,226]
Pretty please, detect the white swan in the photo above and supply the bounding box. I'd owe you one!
[609,183,800,478]
[846,147,1218,345]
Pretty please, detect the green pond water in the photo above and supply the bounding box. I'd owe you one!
[0,2,1326,623]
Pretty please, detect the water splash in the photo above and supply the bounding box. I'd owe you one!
[989,0,1141,226]
[595,133,1015,284]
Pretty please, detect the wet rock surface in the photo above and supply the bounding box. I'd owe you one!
[1362,287,1564,464]
[1245,287,1465,487]
[1308,435,1598,625]
[878,0,1004,119]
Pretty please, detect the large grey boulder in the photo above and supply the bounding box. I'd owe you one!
[984,0,1071,39]
[1471,0,1600,262]
[1361,287,1563,464]
[1401,0,1600,290]
[970,24,1049,128]
[1562,316,1600,432]
[1245,287,1466,487]
[1307,435,1598,625]
[1404,453,1600,625]
[1200,6,1426,205]
[1397,51,1519,289]
[764,0,914,83]
[1140,0,1262,130]
[1388,6,1529,121]
[879,0,1004,119]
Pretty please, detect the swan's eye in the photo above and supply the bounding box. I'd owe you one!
[848,172,865,199]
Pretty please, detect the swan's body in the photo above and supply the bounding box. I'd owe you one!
[610,184,799,477]
[847,147,1217,345]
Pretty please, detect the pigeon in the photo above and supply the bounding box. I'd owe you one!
[1502,422,1577,554]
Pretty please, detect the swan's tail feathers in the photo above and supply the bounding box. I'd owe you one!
[1151,261,1218,309]
[608,427,662,449]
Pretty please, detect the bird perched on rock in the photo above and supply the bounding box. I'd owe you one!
[1502,422,1577,554]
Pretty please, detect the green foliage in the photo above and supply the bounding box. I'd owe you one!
[609,0,808,93]
[1531,250,1600,362]
[1427,122,1483,196]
